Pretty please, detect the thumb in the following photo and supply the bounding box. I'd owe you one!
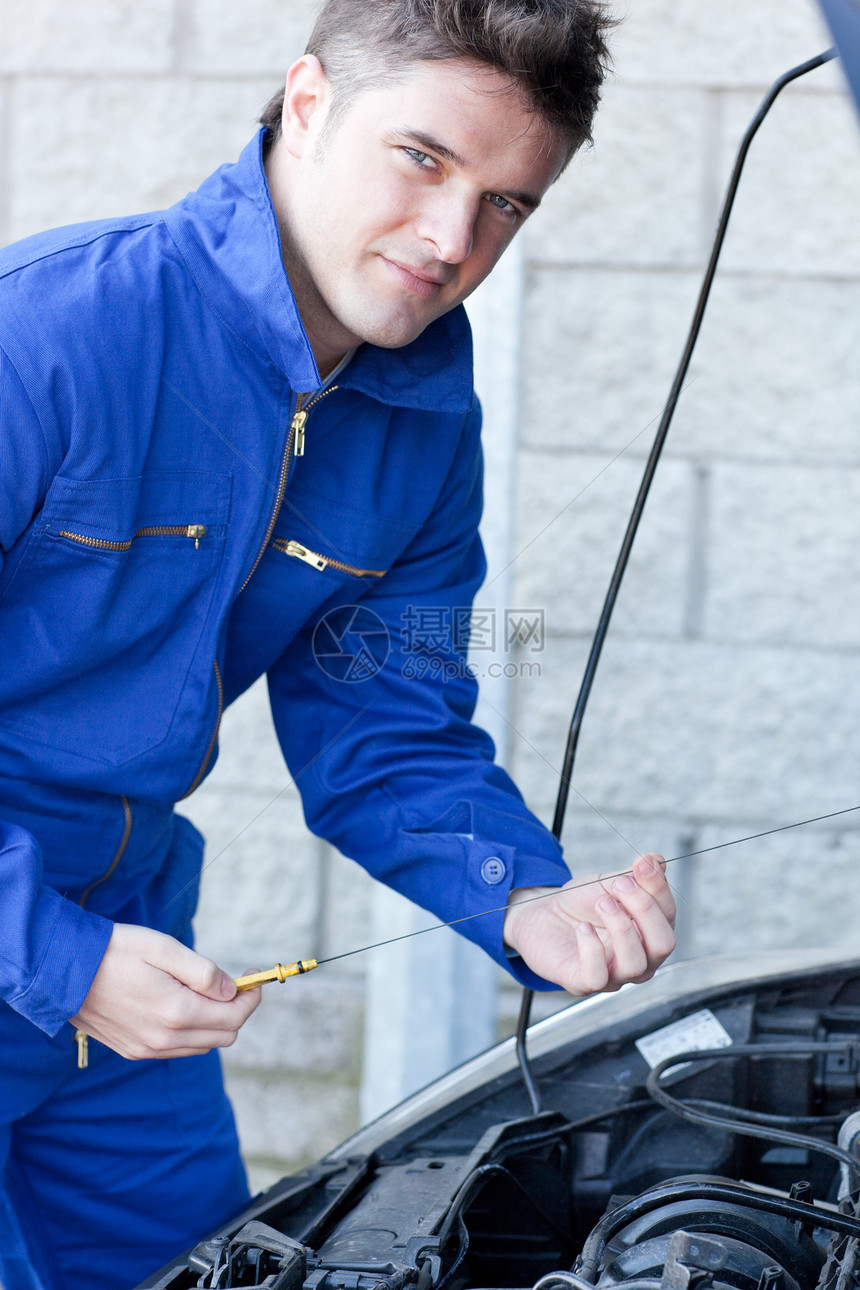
[151,935,236,1001]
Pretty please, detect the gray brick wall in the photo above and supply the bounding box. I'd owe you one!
[3,0,859,1193]
[511,0,860,970]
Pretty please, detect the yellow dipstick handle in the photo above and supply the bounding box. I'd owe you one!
[234,960,319,991]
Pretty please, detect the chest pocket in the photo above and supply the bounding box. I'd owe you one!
[222,485,420,697]
[273,484,419,582]
[0,471,231,767]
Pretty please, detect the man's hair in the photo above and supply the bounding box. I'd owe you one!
[259,0,615,158]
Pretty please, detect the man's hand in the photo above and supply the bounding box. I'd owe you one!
[503,853,676,996]
[70,923,262,1060]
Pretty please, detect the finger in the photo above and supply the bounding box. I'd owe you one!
[225,985,262,1021]
[235,967,264,1002]
[609,872,676,965]
[234,983,263,1020]
[142,980,261,1045]
[146,935,236,1002]
[198,986,262,1028]
[160,1026,246,1053]
[567,922,611,997]
[596,894,650,983]
[632,853,676,923]
[135,991,259,1050]
[123,1029,244,1061]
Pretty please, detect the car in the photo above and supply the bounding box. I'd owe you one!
[138,944,860,1290]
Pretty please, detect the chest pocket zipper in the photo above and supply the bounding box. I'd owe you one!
[273,538,385,579]
[58,524,208,551]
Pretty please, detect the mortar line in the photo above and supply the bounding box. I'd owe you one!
[314,838,334,962]
[0,77,14,247]
[683,463,711,640]
[171,0,194,75]
[700,87,726,265]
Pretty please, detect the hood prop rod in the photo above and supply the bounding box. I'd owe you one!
[515,46,837,1116]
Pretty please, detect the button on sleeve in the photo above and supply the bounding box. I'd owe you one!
[480,855,506,885]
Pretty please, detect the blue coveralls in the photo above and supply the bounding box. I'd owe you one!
[0,131,571,1289]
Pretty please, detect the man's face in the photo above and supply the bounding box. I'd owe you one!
[268,57,568,372]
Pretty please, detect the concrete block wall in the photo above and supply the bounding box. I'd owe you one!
[511,0,860,968]
[3,0,860,1196]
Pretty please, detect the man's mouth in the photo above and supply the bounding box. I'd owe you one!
[380,257,448,300]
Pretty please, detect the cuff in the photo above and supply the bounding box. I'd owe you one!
[461,839,570,990]
[7,885,113,1037]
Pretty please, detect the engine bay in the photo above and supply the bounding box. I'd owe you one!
[139,955,860,1290]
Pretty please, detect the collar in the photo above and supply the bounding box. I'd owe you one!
[164,131,474,415]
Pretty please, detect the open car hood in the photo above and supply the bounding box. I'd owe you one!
[140,947,860,1290]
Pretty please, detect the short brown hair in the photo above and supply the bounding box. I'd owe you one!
[259,0,615,158]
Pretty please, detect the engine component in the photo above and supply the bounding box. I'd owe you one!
[188,1221,307,1290]
[592,1177,825,1290]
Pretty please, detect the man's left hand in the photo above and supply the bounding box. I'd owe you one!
[502,853,676,996]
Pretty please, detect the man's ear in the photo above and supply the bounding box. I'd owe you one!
[280,54,330,159]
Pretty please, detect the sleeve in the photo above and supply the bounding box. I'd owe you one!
[267,397,572,990]
[0,346,114,1035]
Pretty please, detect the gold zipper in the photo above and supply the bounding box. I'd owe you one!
[181,658,224,800]
[74,1029,88,1069]
[238,385,340,595]
[292,384,340,458]
[273,538,385,579]
[179,385,342,804]
[74,795,133,1070]
[79,797,133,910]
[58,524,208,551]
[292,405,309,458]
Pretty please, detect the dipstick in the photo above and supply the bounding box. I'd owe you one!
[235,960,318,991]
[229,799,860,991]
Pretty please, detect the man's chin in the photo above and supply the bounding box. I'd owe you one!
[352,308,447,351]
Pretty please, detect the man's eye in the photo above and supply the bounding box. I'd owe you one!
[404,148,436,169]
[486,193,517,215]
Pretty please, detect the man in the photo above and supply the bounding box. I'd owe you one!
[0,1,676,1285]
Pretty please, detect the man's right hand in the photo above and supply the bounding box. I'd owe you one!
[70,923,262,1060]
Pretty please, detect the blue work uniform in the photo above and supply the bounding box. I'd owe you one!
[0,131,571,1289]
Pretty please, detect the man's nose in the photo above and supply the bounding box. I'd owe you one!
[418,190,477,264]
